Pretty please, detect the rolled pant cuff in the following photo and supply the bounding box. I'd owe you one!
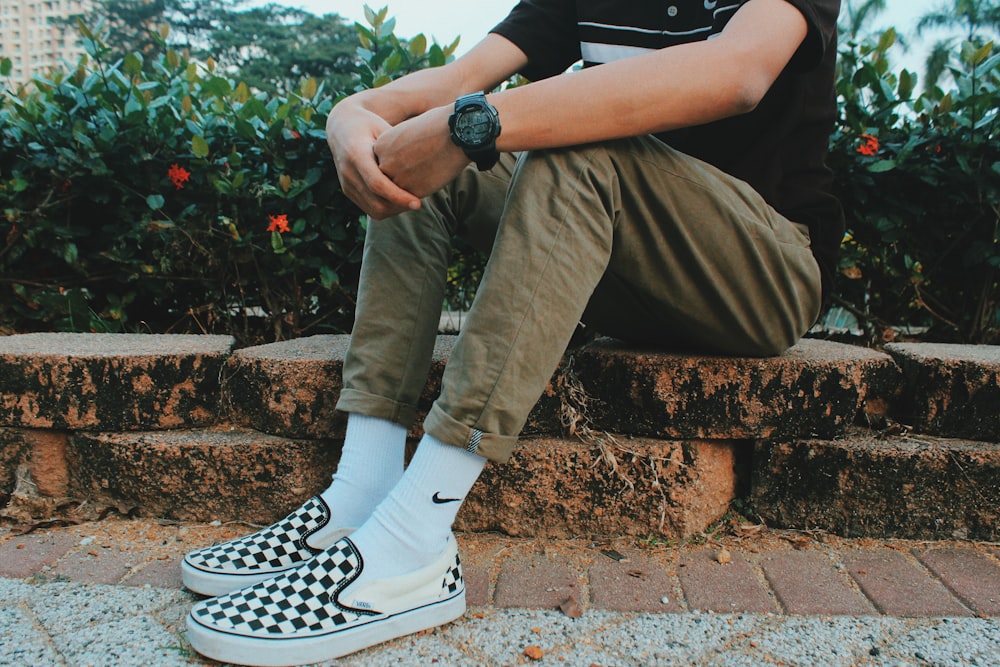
[423,404,518,464]
[335,388,418,429]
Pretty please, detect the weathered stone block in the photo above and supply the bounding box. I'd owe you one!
[884,343,1000,440]
[455,436,740,539]
[562,338,900,440]
[0,333,234,431]
[0,428,28,496]
[222,335,350,439]
[68,428,340,523]
[225,334,569,440]
[752,431,1000,540]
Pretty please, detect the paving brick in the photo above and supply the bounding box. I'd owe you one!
[842,549,971,617]
[462,562,490,608]
[760,549,876,615]
[494,555,580,609]
[0,333,233,431]
[913,548,1000,616]
[68,427,339,524]
[0,531,77,578]
[752,433,1000,541]
[565,337,899,440]
[120,556,184,590]
[457,437,738,540]
[676,549,777,614]
[589,552,682,612]
[48,546,134,585]
[885,343,1000,440]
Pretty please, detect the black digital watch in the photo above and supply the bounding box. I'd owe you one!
[448,92,502,171]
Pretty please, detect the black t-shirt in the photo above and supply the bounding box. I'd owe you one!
[491,0,845,298]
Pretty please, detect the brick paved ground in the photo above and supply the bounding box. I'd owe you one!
[1,518,997,619]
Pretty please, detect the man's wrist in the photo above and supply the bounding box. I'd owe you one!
[448,93,502,171]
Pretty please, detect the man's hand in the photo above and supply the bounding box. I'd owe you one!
[373,107,472,202]
[326,99,422,220]
[325,34,526,220]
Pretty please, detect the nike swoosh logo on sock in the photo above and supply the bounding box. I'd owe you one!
[432,492,461,504]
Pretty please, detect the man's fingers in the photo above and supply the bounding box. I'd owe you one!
[355,161,421,215]
[342,172,419,220]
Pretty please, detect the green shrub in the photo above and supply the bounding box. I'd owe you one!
[2,12,998,346]
[0,7,456,343]
[829,30,1000,344]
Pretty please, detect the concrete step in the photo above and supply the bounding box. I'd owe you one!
[884,343,1000,441]
[2,332,998,542]
[557,337,899,440]
[456,436,739,539]
[224,334,900,442]
[0,333,233,431]
[4,426,740,540]
[751,429,1000,541]
[221,335,450,440]
[67,427,340,525]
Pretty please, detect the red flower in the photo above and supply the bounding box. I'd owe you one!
[267,214,290,233]
[856,134,880,157]
[168,163,191,189]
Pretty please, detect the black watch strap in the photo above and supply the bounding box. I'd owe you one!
[465,147,501,171]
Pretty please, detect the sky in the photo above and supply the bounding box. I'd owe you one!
[269,0,949,63]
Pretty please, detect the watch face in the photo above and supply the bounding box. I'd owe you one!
[454,108,495,147]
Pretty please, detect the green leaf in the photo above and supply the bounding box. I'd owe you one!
[123,53,143,76]
[409,34,427,57]
[876,28,897,53]
[191,135,209,158]
[301,77,318,99]
[963,41,994,67]
[235,117,257,141]
[320,265,339,289]
[61,242,78,264]
[146,194,165,210]
[0,57,11,77]
[897,69,914,100]
[979,52,1000,74]
[428,44,445,68]
[866,160,896,173]
[270,231,286,254]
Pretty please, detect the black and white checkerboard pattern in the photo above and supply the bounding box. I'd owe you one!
[190,538,465,638]
[184,496,331,576]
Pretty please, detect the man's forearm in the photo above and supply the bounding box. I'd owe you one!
[487,0,808,153]
[338,34,528,127]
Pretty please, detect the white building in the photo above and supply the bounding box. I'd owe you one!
[0,0,90,82]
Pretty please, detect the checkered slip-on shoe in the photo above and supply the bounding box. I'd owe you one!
[186,534,465,667]
[181,496,353,596]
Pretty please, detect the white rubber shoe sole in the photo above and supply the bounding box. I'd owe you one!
[186,535,465,666]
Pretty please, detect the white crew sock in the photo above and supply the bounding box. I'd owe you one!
[347,432,487,581]
[319,413,407,529]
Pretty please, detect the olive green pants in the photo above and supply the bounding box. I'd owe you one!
[335,136,822,462]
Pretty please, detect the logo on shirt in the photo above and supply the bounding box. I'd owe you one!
[704,0,718,9]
